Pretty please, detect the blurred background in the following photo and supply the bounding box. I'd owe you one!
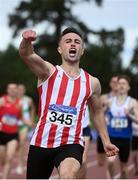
[0,0,138,107]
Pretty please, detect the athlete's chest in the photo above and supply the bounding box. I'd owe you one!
[2,101,20,115]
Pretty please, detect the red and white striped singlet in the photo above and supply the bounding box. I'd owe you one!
[31,65,92,148]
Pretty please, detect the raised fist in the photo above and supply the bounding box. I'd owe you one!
[22,30,37,41]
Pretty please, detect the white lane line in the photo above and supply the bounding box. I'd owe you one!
[114,163,134,179]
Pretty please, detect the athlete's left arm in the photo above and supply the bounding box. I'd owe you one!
[88,76,119,157]
[125,98,138,123]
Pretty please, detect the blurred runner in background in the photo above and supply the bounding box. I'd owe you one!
[16,83,35,175]
[131,112,138,176]
[97,76,118,173]
[104,75,138,179]
[0,83,32,179]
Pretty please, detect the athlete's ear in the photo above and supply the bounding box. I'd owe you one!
[81,43,85,56]
[81,47,85,56]
[57,46,62,54]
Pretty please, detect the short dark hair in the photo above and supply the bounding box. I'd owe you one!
[118,75,131,84]
[59,27,83,41]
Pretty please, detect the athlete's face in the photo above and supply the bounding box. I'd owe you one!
[58,33,84,63]
[18,85,26,97]
[117,78,130,94]
[109,77,118,92]
[7,83,18,98]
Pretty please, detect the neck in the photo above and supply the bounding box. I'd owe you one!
[60,62,80,78]
[7,95,17,102]
[117,93,128,102]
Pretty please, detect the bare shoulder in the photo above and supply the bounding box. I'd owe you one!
[28,96,35,106]
[130,97,138,108]
[38,60,56,84]
[22,95,33,105]
[100,93,108,101]
[90,75,101,97]
[44,61,56,75]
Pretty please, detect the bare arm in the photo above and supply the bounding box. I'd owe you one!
[99,94,110,113]
[125,98,138,123]
[19,30,55,81]
[88,77,119,156]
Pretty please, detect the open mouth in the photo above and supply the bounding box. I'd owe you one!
[69,49,77,56]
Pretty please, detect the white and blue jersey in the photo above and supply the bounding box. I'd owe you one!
[107,96,132,139]
[104,93,114,124]
[132,122,138,137]
[82,105,90,129]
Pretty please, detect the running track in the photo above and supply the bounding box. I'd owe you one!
[0,141,138,179]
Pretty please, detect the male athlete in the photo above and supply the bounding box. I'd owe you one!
[0,83,32,178]
[104,75,138,178]
[96,76,118,178]
[19,27,119,179]
[16,83,35,174]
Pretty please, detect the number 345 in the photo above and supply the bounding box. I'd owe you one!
[49,111,73,126]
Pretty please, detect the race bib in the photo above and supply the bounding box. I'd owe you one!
[1,114,17,126]
[47,104,77,127]
[111,117,128,128]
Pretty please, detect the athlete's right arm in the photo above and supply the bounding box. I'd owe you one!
[19,30,55,81]
[125,98,138,123]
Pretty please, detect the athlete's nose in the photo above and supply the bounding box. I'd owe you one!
[70,43,75,48]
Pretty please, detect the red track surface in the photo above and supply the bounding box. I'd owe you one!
[0,141,138,179]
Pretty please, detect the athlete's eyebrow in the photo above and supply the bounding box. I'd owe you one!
[75,39,81,43]
[65,38,81,43]
[65,38,72,42]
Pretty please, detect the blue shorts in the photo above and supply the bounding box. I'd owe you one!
[83,126,91,137]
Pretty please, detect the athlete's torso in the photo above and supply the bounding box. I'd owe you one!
[0,95,21,133]
[107,96,132,138]
[31,65,92,148]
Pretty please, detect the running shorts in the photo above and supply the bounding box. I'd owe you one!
[0,132,19,145]
[27,143,84,179]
